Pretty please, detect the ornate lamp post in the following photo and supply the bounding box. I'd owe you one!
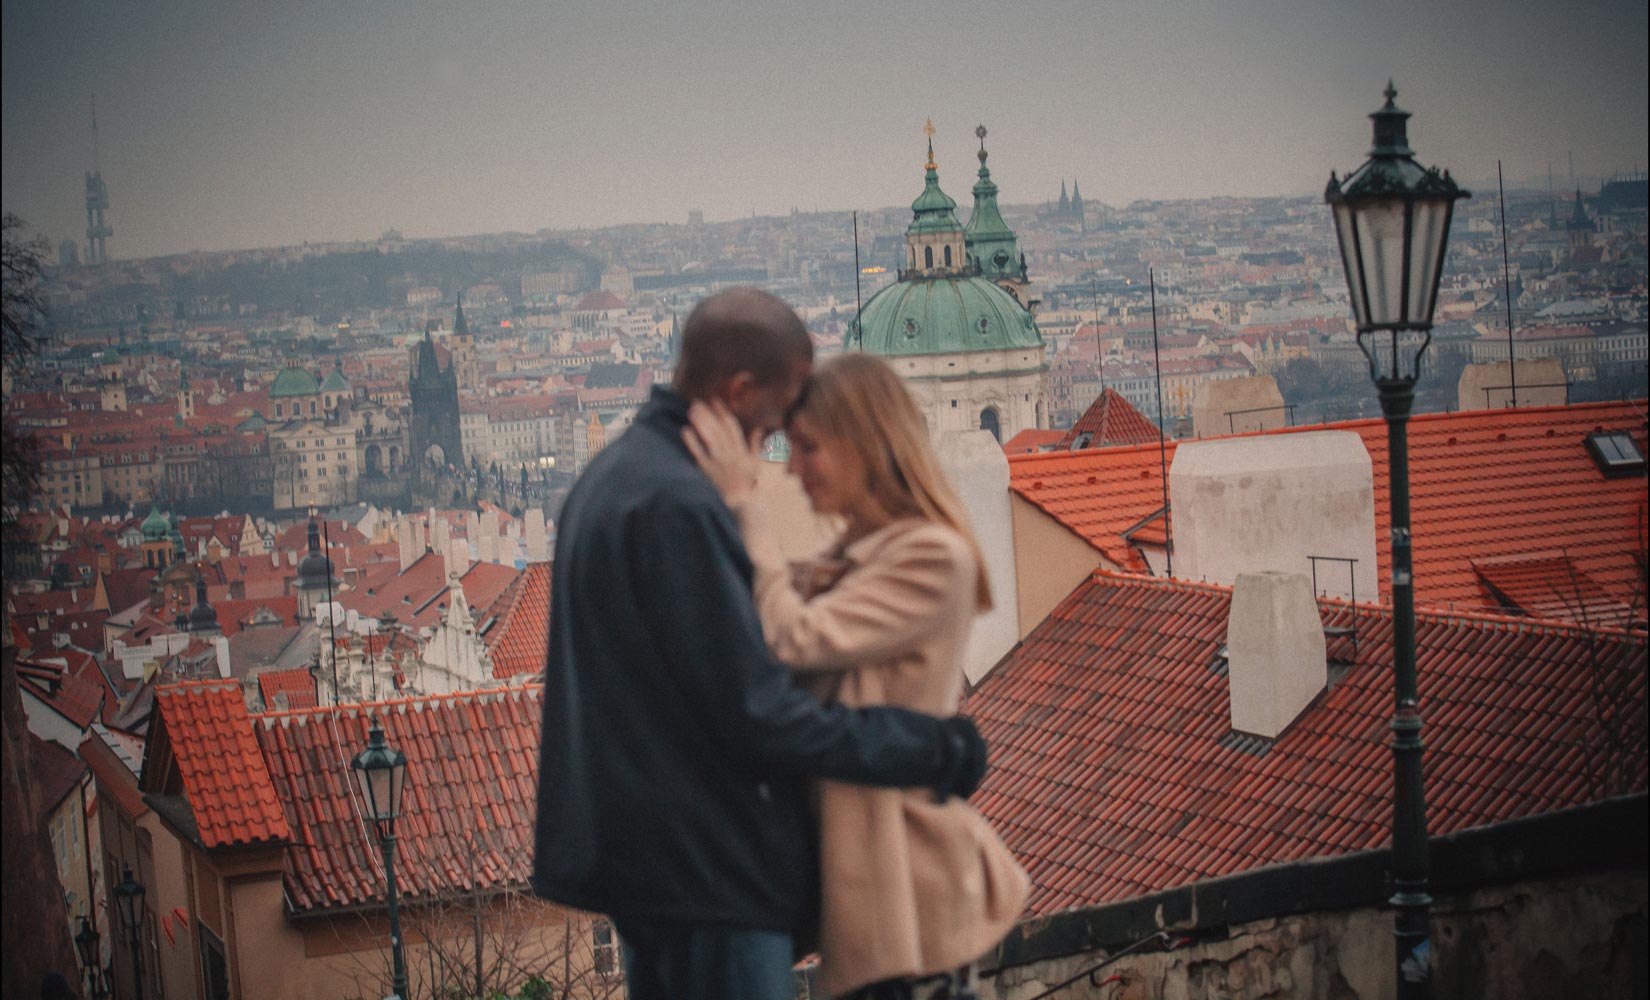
[112,866,146,1000]
[1326,82,1467,999]
[352,719,410,1000]
[75,915,107,1000]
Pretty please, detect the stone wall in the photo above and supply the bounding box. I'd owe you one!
[982,873,1644,999]
[978,796,1648,1000]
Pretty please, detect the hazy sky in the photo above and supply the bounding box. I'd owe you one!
[4,0,1646,259]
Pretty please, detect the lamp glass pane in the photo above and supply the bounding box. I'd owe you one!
[1332,203,1368,328]
[368,766,394,821]
[1353,198,1407,327]
[1406,197,1451,325]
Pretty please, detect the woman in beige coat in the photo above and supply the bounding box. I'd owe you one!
[686,352,1029,999]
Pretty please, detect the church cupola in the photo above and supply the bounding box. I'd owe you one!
[964,125,1028,294]
[187,574,220,634]
[903,120,969,279]
[294,515,337,620]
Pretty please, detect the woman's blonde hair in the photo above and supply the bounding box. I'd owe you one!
[790,352,993,611]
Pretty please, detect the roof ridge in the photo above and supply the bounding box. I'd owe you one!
[255,682,543,725]
[1094,570,1644,641]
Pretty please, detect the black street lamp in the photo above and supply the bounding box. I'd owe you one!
[1326,82,1468,999]
[352,719,410,1000]
[75,915,107,1000]
[112,866,146,1000]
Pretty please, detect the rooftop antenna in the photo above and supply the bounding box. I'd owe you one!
[1498,160,1517,408]
[321,514,344,703]
[852,210,863,349]
[1091,277,1105,395]
[1149,267,1172,578]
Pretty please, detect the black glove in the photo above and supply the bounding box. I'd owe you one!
[934,716,988,803]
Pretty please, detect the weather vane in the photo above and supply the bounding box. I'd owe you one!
[976,124,988,164]
[924,117,937,170]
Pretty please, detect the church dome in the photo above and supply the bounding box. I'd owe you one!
[269,366,321,398]
[852,274,1042,357]
[140,505,170,541]
[187,577,219,631]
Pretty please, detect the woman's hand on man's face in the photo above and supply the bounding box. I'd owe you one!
[684,399,764,504]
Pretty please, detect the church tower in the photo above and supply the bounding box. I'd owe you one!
[851,121,1048,443]
[963,125,1029,303]
[408,307,464,486]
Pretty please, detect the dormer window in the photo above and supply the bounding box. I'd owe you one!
[1585,431,1645,478]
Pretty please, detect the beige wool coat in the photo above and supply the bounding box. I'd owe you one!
[730,498,1031,997]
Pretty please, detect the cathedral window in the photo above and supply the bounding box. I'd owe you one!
[943,245,952,268]
[924,246,933,269]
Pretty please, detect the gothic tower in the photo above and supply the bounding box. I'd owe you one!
[408,310,464,487]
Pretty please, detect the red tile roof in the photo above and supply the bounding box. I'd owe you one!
[257,668,319,711]
[965,571,1648,916]
[486,563,550,680]
[1056,388,1165,451]
[151,681,292,849]
[1001,429,1067,456]
[1011,400,1649,624]
[255,687,542,914]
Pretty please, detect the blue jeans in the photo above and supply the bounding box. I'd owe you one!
[613,917,796,1000]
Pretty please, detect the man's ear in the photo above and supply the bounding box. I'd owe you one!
[721,371,757,408]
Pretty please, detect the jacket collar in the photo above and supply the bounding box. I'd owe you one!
[637,385,691,435]
[841,517,929,566]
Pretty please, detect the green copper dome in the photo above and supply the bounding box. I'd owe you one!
[269,366,321,398]
[850,275,1042,357]
[963,127,1026,283]
[141,505,170,541]
[907,164,963,236]
[321,368,350,392]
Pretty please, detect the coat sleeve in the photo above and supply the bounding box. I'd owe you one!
[630,492,955,786]
[732,496,971,672]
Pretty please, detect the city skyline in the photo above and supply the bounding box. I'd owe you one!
[4,0,1647,259]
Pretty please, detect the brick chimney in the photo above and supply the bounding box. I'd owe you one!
[1227,571,1326,739]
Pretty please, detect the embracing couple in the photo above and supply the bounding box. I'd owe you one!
[532,288,1028,999]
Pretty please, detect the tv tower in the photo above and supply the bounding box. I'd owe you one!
[84,98,112,265]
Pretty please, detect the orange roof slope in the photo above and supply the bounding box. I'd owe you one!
[1056,387,1165,451]
[153,681,292,848]
[256,688,542,914]
[966,571,1648,916]
[1011,400,1648,623]
[257,668,318,711]
[487,563,550,680]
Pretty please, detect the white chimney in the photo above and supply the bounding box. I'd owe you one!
[214,635,232,679]
[431,516,451,560]
[478,511,500,564]
[1227,571,1326,739]
[524,510,549,563]
[1170,430,1377,602]
[936,430,1018,687]
[445,532,470,583]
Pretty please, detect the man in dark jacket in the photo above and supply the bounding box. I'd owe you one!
[532,288,987,1000]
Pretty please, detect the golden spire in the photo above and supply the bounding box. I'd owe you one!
[924,117,937,170]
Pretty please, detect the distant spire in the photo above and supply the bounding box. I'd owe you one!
[923,117,937,170]
[453,293,468,336]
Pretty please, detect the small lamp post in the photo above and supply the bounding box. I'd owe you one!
[112,866,146,1000]
[1326,82,1468,999]
[75,915,106,1000]
[352,719,410,1000]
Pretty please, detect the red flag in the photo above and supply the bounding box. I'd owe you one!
[160,913,176,946]
[172,907,190,933]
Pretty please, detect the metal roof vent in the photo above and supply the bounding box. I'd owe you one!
[1584,431,1645,478]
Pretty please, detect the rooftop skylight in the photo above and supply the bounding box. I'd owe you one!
[1584,431,1646,478]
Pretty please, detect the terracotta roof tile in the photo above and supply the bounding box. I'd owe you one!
[965,572,1648,915]
[1056,388,1166,451]
[257,668,319,711]
[1011,400,1648,625]
[486,564,550,680]
[255,687,542,914]
[152,680,292,848]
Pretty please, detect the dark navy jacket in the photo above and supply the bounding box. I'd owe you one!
[531,387,956,932]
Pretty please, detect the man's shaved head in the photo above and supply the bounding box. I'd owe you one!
[673,288,813,402]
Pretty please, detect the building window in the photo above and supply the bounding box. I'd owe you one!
[199,924,231,1000]
[592,919,620,979]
